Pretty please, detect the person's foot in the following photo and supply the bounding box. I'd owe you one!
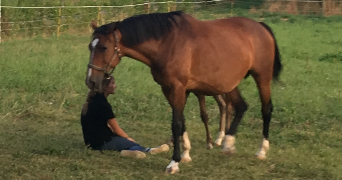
[150,144,170,155]
[120,150,146,159]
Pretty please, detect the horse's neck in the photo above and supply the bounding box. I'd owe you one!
[123,42,160,67]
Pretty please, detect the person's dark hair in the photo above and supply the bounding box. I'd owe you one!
[81,74,114,115]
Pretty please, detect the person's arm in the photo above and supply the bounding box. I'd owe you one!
[107,118,134,142]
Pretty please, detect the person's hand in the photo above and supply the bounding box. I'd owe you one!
[127,137,135,142]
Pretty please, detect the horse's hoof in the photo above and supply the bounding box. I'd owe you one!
[222,147,236,156]
[255,138,269,161]
[214,142,222,146]
[256,153,267,160]
[207,143,213,150]
[181,157,192,163]
[214,139,223,146]
[215,132,225,146]
[165,166,180,174]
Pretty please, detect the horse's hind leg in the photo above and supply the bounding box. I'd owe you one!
[194,93,213,150]
[213,94,226,146]
[214,94,234,146]
[222,88,248,155]
[225,97,234,136]
[254,77,272,160]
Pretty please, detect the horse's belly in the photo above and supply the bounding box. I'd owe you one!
[187,57,250,94]
[186,76,242,95]
[186,82,224,95]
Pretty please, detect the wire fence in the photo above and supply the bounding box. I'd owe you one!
[1,0,342,42]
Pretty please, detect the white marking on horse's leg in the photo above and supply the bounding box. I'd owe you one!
[222,135,236,155]
[255,138,269,160]
[207,143,213,149]
[165,160,179,174]
[214,131,225,146]
[181,132,192,163]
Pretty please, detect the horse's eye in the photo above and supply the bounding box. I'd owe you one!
[97,45,107,52]
[101,46,107,51]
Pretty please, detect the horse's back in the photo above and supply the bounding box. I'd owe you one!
[217,17,276,80]
[179,15,275,94]
[204,16,275,74]
[211,17,276,77]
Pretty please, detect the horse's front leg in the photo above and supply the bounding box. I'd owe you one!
[167,92,193,161]
[167,132,192,163]
[162,85,187,174]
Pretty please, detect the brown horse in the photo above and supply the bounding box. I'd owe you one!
[86,11,282,174]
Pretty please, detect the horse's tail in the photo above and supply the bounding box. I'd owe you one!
[259,22,283,81]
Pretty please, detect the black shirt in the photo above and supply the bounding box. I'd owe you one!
[81,93,116,148]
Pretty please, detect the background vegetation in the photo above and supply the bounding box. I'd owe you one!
[1,1,342,179]
[2,0,342,40]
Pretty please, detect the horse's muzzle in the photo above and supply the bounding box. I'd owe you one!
[86,74,103,92]
[86,79,95,90]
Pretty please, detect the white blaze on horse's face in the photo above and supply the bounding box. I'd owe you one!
[91,38,99,48]
[87,68,92,78]
[88,38,100,78]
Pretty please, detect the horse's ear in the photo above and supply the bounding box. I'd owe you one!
[91,20,98,30]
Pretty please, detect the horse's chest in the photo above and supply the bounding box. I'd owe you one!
[150,67,170,86]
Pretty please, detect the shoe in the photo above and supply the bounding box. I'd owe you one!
[150,144,170,155]
[120,150,146,159]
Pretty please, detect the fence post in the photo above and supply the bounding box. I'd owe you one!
[120,10,124,21]
[57,7,62,37]
[322,0,325,16]
[168,1,170,12]
[0,0,2,43]
[231,0,234,17]
[97,6,101,26]
[148,2,150,14]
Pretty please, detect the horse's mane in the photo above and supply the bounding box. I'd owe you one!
[93,11,185,47]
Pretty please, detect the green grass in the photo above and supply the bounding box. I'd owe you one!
[1,17,342,179]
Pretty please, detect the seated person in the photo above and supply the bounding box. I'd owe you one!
[81,74,169,158]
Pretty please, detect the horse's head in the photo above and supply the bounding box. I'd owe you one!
[86,20,122,92]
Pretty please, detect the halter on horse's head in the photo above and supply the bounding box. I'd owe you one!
[86,20,122,92]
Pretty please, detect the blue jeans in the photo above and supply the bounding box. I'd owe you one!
[100,136,147,152]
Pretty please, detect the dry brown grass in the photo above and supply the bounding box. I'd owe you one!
[267,1,282,13]
[286,1,298,15]
[169,2,178,12]
[249,6,258,14]
[324,0,342,16]
[260,0,342,16]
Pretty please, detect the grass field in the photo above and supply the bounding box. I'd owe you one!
[1,15,342,179]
